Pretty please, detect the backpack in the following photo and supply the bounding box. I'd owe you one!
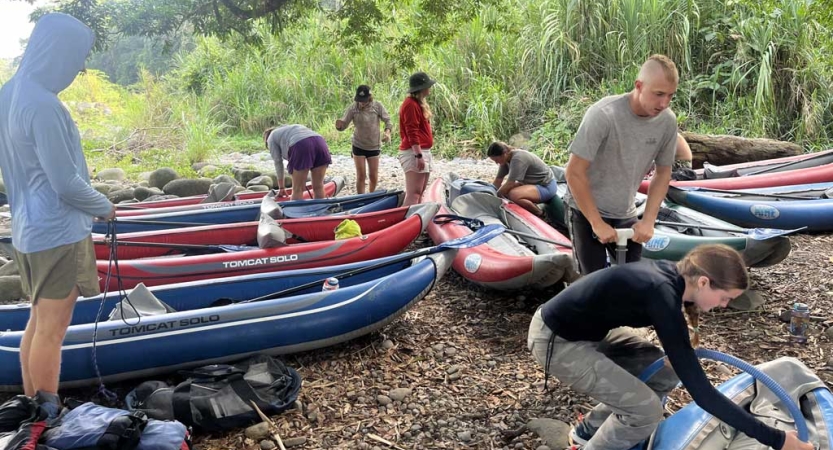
[126,354,301,432]
[41,402,191,450]
[0,395,50,450]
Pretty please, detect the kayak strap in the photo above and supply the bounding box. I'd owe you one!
[432,214,486,230]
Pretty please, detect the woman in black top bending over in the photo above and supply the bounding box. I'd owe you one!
[528,244,811,450]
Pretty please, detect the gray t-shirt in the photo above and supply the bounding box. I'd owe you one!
[267,124,321,180]
[339,101,392,151]
[496,150,554,186]
[564,94,676,218]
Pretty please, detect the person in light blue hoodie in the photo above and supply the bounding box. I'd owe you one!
[0,13,115,414]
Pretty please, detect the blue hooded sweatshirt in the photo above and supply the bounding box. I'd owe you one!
[0,13,113,254]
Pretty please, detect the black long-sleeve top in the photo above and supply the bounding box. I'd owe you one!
[540,260,785,449]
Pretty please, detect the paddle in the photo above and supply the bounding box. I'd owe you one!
[683,186,814,201]
[236,223,506,304]
[432,214,573,249]
[742,151,832,177]
[96,239,257,253]
[654,220,806,240]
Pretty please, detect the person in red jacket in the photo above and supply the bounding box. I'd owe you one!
[398,72,436,206]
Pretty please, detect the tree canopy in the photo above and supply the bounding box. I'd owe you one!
[13,0,490,61]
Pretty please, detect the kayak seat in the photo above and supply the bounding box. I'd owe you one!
[108,283,176,321]
[656,208,705,237]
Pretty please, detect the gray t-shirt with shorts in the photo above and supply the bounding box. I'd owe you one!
[496,150,554,186]
[564,94,677,218]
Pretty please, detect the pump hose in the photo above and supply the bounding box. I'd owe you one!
[638,348,809,442]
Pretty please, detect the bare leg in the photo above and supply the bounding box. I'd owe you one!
[29,287,79,395]
[403,171,430,206]
[290,170,309,201]
[507,185,545,216]
[353,155,367,194]
[311,165,328,199]
[367,156,380,192]
[20,301,37,396]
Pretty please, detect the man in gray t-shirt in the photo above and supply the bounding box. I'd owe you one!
[564,55,678,274]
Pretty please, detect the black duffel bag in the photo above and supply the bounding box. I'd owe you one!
[126,354,301,432]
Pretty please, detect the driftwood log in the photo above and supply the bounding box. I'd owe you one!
[680,132,802,169]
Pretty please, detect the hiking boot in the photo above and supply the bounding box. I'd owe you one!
[32,391,62,421]
[569,419,593,447]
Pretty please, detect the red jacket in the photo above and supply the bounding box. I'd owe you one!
[399,96,433,150]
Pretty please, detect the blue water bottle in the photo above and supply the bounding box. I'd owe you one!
[322,277,339,292]
[789,302,810,344]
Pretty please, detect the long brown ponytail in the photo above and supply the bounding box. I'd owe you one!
[676,244,749,347]
[263,127,277,149]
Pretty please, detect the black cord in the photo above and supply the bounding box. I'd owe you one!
[91,218,140,402]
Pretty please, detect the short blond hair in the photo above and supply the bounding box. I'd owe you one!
[638,54,679,84]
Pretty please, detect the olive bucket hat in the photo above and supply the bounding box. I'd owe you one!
[407,72,436,94]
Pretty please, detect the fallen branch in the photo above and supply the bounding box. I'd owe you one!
[250,401,287,450]
[367,433,407,450]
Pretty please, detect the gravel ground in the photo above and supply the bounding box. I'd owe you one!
[0,153,831,450]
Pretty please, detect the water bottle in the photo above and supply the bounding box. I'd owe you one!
[322,277,339,292]
[789,302,810,344]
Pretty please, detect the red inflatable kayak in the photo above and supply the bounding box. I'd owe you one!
[97,203,439,290]
[424,175,577,291]
[95,205,432,260]
[639,161,833,194]
[116,178,344,217]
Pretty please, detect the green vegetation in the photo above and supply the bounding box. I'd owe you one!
[3,0,832,175]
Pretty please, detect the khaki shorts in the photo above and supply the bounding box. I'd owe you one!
[14,236,100,304]
[398,149,433,173]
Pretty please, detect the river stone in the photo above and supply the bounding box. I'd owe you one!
[213,174,240,186]
[95,168,126,182]
[144,194,180,202]
[0,276,24,304]
[191,162,211,172]
[163,178,212,197]
[728,290,765,311]
[0,260,18,276]
[137,171,153,182]
[133,186,164,201]
[389,388,412,402]
[283,437,307,447]
[244,423,270,441]
[197,165,221,177]
[247,185,270,192]
[107,188,135,204]
[92,183,113,195]
[260,440,276,450]
[149,168,178,189]
[526,418,570,449]
[233,168,261,186]
[247,176,274,189]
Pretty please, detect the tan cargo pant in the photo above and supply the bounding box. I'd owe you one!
[528,308,679,450]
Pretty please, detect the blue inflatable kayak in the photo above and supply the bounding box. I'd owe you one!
[92,190,404,233]
[666,182,833,232]
[0,249,454,391]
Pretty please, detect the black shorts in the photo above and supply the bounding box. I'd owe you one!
[566,207,643,275]
[352,145,381,158]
